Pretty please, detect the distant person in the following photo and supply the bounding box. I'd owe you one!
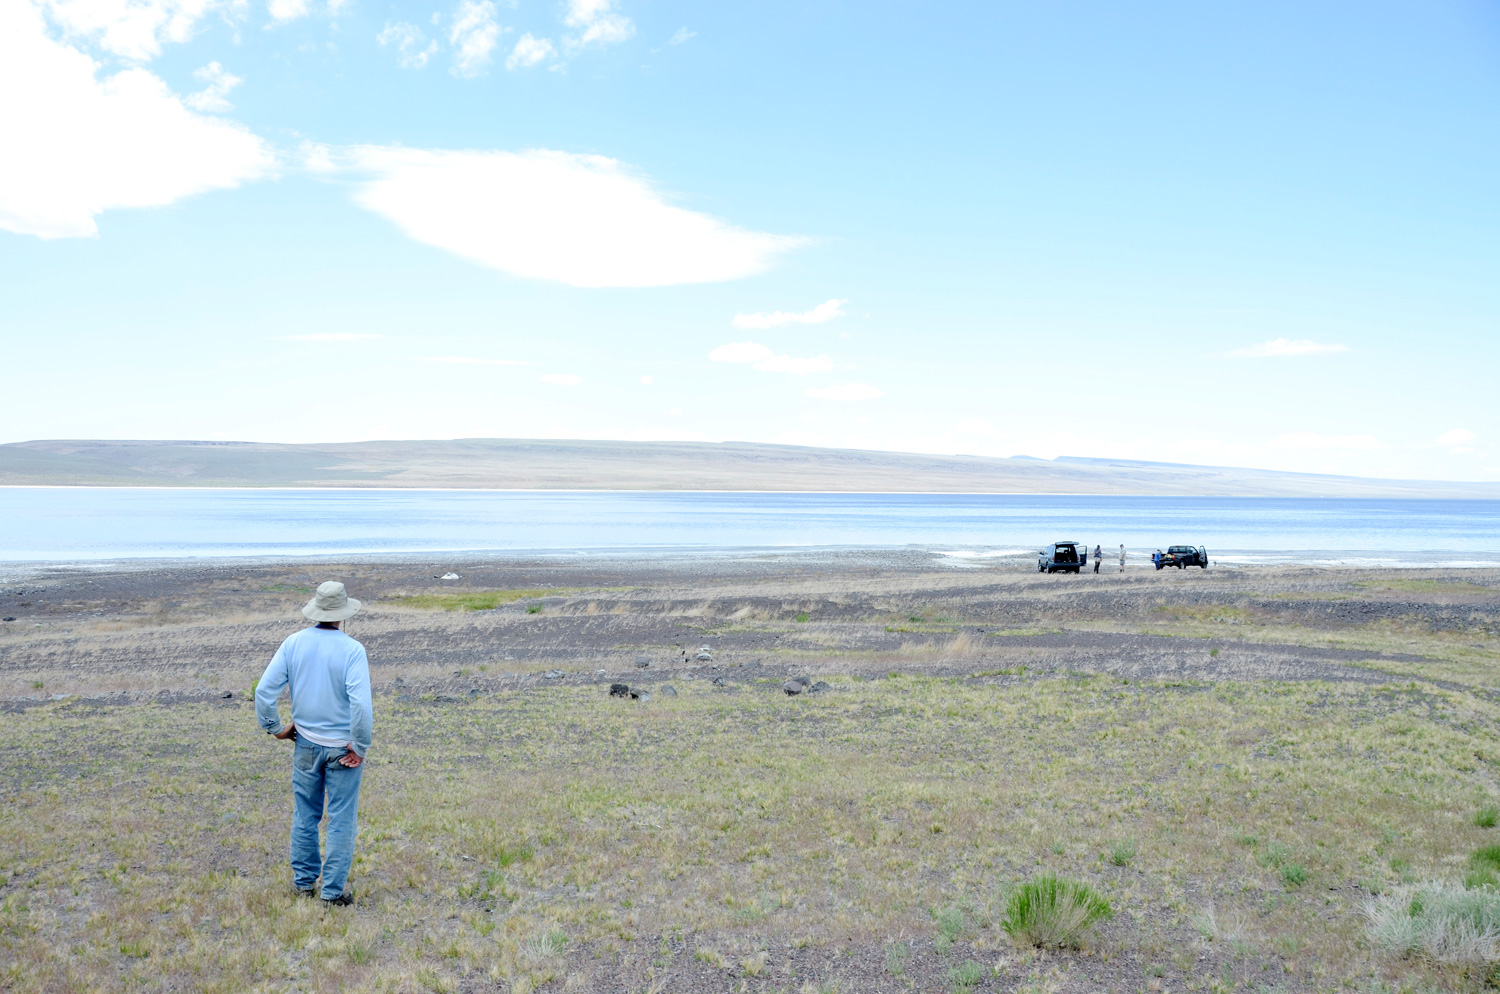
[1153,549,1164,570]
[1118,544,1126,572]
[1093,544,1101,573]
[256,581,372,907]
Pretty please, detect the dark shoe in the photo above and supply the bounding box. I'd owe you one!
[322,891,354,907]
[295,887,318,899]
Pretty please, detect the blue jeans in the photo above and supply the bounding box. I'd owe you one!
[290,739,363,900]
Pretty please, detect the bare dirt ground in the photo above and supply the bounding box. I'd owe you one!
[2,552,1499,993]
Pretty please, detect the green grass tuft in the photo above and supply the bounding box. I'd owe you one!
[390,589,574,612]
[1000,874,1112,948]
[1107,838,1136,866]
[1474,807,1499,829]
[947,960,986,991]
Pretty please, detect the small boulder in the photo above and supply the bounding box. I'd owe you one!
[791,675,812,688]
[609,683,630,697]
[693,649,714,662]
[809,681,831,693]
[544,669,564,679]
[393,676,406,686]
[440,572,460,580]
[220,691,234,699]
[711,677,727,687]
[660,685,678,697]
[630,688,652,702]
[467,688,482,698]
[1,617,13,623]
[781,680,804,696]
[634,656,651,668]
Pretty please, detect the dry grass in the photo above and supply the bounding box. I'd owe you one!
[3,667,1500,991]
[2,559,1499,990]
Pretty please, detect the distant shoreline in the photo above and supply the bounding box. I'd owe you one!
[3,437,1497,498]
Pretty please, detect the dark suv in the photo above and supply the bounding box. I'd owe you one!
[1038,541,1087,573]
[1159,545,1208,569]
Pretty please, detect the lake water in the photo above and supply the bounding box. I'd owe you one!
[1,488,1498,566]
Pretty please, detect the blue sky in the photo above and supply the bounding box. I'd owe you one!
[2,0,1497,480]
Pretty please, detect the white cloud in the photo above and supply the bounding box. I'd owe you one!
[285,333,386,341]
[449,0,501,77]
[1437,428,1476,447]
[184,61,241,112]
[1268,432,1379,451]
[733,298,847,329]
[267,0,309,22]
[38,0,221,62]
[506,33,554,69]
[666,26,694,45]
[423,355,532,365]
[0,1,274,238]
[542,373,582,386]
[708,342,832,375]
[378,22,438,69]
[341,146,802,287]
[1227,337,1350,358]
[803,382,884,401]
[564,0,632,47]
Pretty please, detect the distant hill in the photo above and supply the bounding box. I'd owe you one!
[0,438,1495,497]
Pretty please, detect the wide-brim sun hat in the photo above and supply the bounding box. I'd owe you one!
[303,581,362,622]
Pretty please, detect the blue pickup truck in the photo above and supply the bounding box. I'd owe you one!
[1037,541,1087,574]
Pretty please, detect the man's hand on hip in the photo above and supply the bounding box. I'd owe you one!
[339,747,363,768]
[273,724,297,740]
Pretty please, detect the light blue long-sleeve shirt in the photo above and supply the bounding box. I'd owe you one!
[256,626,373,756]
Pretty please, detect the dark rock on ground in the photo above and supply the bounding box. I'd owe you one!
[781,680,804,695]
[660,685,677,697]
[609,683,630,697]
[634,656,651,667]
[810,681,831,693]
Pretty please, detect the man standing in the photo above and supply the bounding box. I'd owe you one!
[1118,544,1126,572]
[1093,545,1102,573]
[256,581,372,907]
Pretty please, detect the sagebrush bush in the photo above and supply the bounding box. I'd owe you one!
[1001,874,1112,948]
[1364,881,1500,967]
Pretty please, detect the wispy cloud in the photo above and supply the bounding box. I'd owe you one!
[285,333,387,342]
[1437,428,1477,454]
[733,298,847,329]
[667,26,695,45]
[803,382,884,401]
[184,62,242,113]
[542,373,583,385]
[449,0,502,77]
[708,342,833,375]
[564,0,633,48]
[379,22,438,69]
[268,0,311,23]
[1227,337,1350,358]
[507,33,555,69]
[342,146,802,287]
[423,355,531,365]
[37,0,222,61]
